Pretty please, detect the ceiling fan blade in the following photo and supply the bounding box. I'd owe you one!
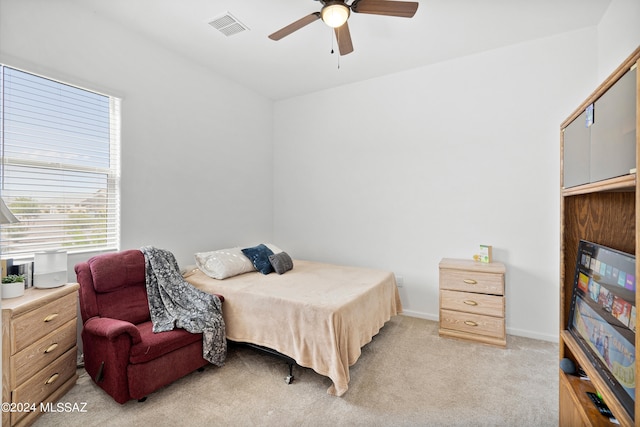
[334,22,354,56]
[351,0,419,18]
[268,12,321,41]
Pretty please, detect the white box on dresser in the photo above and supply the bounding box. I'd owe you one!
[2,283,79,427]
[438,258,507,347]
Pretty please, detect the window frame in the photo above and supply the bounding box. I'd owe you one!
[0,64,121,258]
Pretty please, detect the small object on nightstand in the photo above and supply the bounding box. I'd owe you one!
[472,245,492,263]
[34,250,67,288]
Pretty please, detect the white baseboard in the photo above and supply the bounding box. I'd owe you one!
[399,309,438,321]
[505,327,559,343]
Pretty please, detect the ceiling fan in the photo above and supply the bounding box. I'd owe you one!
[268,0,419,56]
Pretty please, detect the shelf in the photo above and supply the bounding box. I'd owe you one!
[560,372,619,426]
[562,174,636,197]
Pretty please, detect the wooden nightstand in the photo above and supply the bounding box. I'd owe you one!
[438,258,506,347]
[2,283,80,426]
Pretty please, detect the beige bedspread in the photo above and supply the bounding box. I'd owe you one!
[185,259,402,396]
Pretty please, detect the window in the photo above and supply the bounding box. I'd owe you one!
[0,65,120,257]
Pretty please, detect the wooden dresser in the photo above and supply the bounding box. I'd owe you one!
[438,258,507,347]
[2,283,79,426]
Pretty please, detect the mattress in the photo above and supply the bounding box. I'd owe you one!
[186,259,402,396]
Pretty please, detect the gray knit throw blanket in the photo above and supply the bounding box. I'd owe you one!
[141,246,226,366]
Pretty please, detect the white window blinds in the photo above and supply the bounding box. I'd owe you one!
[0,65,120,257]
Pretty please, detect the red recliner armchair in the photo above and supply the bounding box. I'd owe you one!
[75,249,222,404]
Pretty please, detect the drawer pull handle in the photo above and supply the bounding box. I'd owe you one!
[463,279,477,285]
[43,313,59,322]
[463,300,478,306]
[45,343,59,353]
[45,373,60,385]
[464,320,478,327]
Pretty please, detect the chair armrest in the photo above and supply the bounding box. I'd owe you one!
[84,317,142,345]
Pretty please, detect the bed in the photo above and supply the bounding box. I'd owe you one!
[185,258,402,396]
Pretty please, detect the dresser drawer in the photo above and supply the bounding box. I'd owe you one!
[440,289,504,317]
[11,319,77,388]
[439,268,504,295]
[11,347,77,425]
[10,292,77,354]
[440,309,505,339]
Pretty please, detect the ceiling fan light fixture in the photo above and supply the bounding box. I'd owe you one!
[321,2,350,28]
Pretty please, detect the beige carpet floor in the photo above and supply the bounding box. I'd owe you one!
[34,316,558,427]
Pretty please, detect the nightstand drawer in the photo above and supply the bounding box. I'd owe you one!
[11,346,77,425]
[440,289,504,317]
[440,309,505,339]
[11,293,78,354]
[439,268,504,295]
[11,319,77,387]
[11,291,77,354]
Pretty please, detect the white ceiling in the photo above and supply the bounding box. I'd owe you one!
[69,0,612,100]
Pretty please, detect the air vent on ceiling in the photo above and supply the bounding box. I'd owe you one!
[209,12,249,37]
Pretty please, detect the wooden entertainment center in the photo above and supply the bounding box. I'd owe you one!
[559,46,639,426]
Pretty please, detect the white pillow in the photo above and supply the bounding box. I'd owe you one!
[195,247,255,280]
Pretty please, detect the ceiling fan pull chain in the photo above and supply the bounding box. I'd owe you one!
[334,28,340,69]
[330,28,335,54]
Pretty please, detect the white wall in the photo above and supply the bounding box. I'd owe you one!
[0,0,274,270]
[596,0,640,80]
[273,1,639,342]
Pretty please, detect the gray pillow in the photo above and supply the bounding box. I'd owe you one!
[269,252,293,274]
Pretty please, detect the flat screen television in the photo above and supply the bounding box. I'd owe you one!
[568,240,636,418]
